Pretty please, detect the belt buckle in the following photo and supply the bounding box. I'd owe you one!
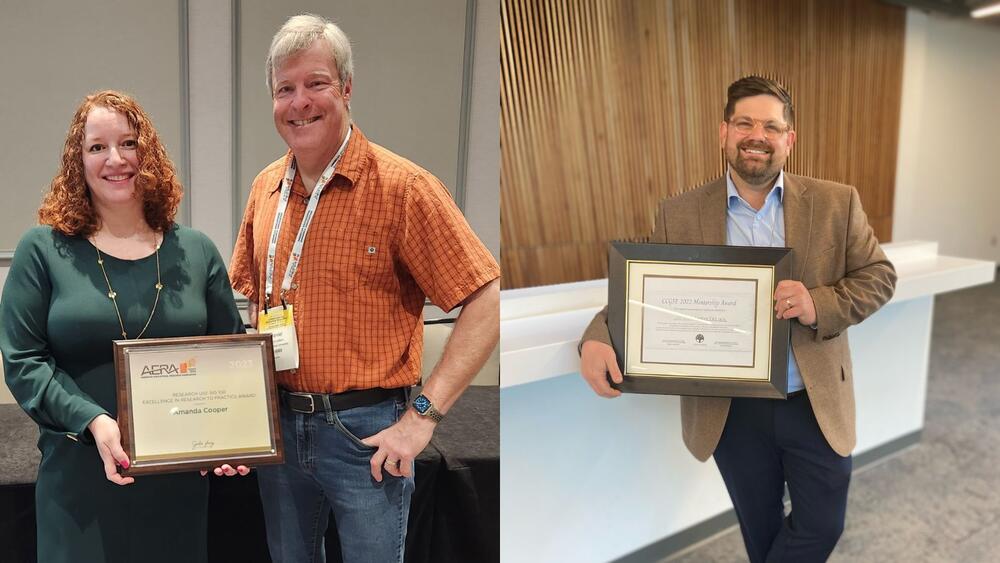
[289,392,316,414]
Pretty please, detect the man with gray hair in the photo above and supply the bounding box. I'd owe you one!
[229,14,500,563]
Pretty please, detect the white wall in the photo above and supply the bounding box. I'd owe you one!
[189,0,236,263]
[894,10,1000,261]
[464,0,501,260]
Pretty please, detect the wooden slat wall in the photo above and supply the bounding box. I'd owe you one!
[500,0,905,288]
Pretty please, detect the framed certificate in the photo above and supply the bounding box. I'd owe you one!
[608,242,792,398]
[113,334,283,476]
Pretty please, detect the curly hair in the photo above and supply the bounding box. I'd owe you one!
[38,90,183,237]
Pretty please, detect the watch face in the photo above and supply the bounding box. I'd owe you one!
[413,394,431,414]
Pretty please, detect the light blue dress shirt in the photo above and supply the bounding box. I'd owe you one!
[724,170,804,393]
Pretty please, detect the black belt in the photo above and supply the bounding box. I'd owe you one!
[280,387,407,414]
[787,389,807,400]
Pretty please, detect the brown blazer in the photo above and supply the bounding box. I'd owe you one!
[581,173,897,461]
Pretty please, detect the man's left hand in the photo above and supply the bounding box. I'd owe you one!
[361,410,435,482]
[774,280,817,326]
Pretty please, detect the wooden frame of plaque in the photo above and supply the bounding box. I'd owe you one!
[113,333,283,476]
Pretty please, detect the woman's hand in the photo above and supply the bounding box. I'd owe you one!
[88,414,135,486]
[200,464,251,477]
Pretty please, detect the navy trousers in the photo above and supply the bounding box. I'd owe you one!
[712,392,852,563]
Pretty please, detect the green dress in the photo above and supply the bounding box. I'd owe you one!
[0,225,244,563]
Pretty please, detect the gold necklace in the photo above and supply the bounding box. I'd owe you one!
[93,234,164,339]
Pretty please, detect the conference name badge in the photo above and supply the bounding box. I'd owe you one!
[258,305,300,371]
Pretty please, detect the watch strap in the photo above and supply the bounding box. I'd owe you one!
[413,394,445,423]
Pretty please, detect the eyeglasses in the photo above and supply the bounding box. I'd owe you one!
[727,117,790,140]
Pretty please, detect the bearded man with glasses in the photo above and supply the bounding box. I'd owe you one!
[579,75,896,562]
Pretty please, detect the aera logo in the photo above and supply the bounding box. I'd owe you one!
[140,358,197,378]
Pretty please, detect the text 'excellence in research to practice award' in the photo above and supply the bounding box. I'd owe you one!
[607,242,792,399]
[113,333,284,476]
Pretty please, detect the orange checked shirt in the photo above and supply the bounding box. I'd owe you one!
[229,126,500,394]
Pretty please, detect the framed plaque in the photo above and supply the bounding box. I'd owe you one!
[113,334,283,476]
[608,242,792,398]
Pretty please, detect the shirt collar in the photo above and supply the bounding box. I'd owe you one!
[270,123,365,193]
[726,168,785,210]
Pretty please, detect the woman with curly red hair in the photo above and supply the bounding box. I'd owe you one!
[0,90,245,563]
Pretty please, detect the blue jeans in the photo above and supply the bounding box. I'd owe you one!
[257,396,414,563]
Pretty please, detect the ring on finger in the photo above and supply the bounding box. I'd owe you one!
[786,299,792,307]
[385,459,400,467]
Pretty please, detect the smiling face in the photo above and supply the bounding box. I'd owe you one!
[271,40,352,164]
[719,94,796,188]
[82,107,141,213]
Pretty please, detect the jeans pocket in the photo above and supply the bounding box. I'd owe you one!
[329,399,406,451]
[330,410,378,450]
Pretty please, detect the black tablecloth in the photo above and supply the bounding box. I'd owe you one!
[0,386,498,563]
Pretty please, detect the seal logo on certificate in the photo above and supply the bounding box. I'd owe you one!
[608,242,792,398]
[113,334,284,475]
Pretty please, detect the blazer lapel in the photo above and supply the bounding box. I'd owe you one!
[782,174,813,281]
[699,179,727,245]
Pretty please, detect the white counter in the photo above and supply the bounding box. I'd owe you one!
[499,241,994,563]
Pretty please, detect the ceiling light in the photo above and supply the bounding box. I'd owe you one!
[971,1,1000,18]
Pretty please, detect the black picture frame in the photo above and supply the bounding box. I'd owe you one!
[608,242,792,398]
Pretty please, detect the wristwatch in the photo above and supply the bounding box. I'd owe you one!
[411,394,444,423]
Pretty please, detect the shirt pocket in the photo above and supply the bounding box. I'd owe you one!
[322,228,393,293]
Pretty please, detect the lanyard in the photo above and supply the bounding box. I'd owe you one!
[264,127,352,309]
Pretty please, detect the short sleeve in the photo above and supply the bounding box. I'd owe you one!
[398,173,500,312]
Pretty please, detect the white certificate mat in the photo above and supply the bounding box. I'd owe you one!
[624,261,775,381]
[125,342,275,461]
